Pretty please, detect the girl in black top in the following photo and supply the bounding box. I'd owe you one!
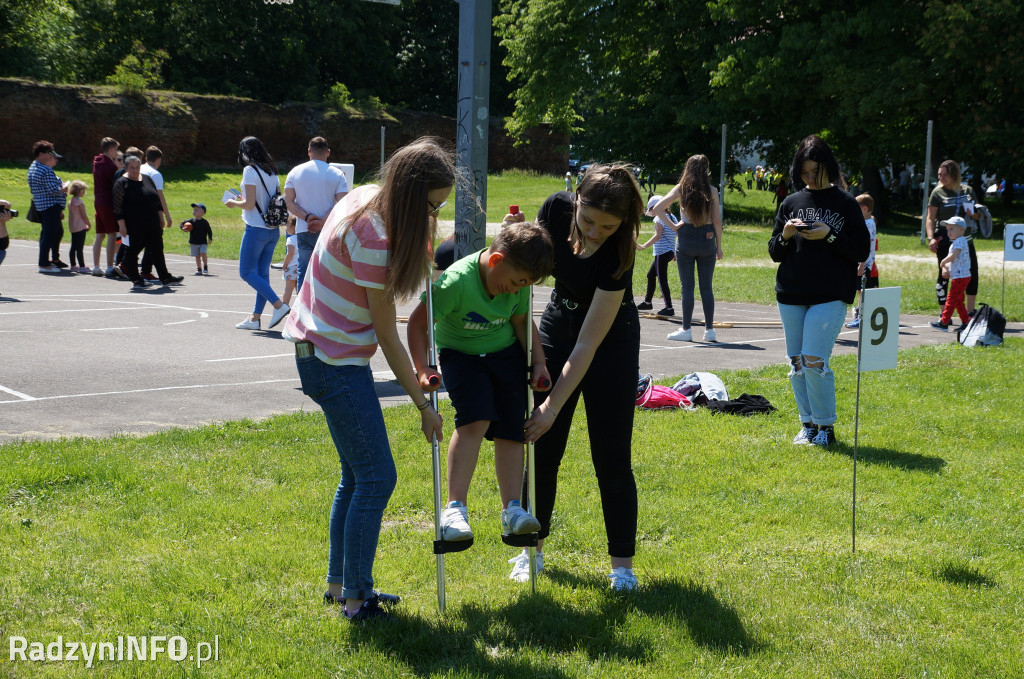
[768,135,870,448]
[512,164,644,591]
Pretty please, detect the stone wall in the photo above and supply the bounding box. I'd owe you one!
[0,78,568,174]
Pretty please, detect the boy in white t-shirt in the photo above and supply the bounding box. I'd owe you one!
[846,193,880,328]
[930,216,971,331]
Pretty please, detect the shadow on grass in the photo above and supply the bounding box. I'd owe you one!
[545,569,760,656]
[935,561,996,588]
[350,590,648,678]
[834,445,946,473]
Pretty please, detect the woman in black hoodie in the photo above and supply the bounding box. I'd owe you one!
[768,135,870,448]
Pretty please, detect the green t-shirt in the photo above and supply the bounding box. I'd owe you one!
[427,250,529,354]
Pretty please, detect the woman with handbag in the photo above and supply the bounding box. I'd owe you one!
[225,136,290,330]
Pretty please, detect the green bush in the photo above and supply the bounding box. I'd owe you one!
[106,41,169,97]
[325,82,353,108]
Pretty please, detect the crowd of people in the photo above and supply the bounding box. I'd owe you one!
[3,134,991,622]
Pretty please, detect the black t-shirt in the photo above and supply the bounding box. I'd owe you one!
[768,186,870,305]
[112,175,162,230]
[538,191,631,305]
[185,217,213,245]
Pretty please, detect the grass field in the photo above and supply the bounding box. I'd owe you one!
[2,160,1022,676]
[2,341,1022,677]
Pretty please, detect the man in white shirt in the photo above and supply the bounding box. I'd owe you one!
[139,146,183,284]
[284,137,348,289]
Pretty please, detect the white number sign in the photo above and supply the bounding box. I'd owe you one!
[1005,224,1024,262]
[857,287,901,373]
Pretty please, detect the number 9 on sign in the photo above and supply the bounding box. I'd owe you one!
[858,287,900,373]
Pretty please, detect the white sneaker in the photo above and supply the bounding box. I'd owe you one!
[703,328,717,343]
[440,501,473,541]
[608,567,638,591]
[269,303,291,329]
[236,317,260,330]
[667,327,692,341]
[501,500,541,535]
[91,266,104,276]
[508,550,543,583]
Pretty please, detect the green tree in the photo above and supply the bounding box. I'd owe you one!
[0,0,79,81]
[495,0,726,181]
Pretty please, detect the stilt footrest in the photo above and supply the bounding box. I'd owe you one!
[433,538,474,554]
[500,533,539,548]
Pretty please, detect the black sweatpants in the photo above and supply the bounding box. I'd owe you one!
[122,223,169,283]
[525,296,640,558]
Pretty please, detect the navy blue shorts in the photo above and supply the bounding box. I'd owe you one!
[439,343,527,442]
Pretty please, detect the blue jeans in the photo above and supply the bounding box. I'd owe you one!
[296,230,320,291]
[238,225,281,315]
[295,357,397,599]
[777,301,848,426]
[676,224,716,330]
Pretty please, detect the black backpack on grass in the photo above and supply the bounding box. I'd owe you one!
[958,304,1005,347]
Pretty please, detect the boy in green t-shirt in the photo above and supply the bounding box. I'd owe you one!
[408,222,554,542]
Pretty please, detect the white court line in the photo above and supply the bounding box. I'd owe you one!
[81,327,139,332]
[0,373,402,405]
[0,378,299,404]
[0,384,34,401]
[207,353,292,362]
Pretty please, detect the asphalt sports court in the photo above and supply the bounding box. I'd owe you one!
[0,239,1007,444]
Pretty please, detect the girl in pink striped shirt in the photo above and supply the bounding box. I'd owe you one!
[283,138,453,622]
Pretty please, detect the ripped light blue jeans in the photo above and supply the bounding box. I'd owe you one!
[777,301,848,426]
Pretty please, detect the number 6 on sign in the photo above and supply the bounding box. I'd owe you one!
[857,287,901,372]
[1005,224,1024,262]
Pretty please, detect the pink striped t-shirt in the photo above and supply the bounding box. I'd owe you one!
[283,185,389,365]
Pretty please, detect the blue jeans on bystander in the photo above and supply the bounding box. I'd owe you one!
[777,300,848,427]
[239,225,281,315]
[295,356,397,601]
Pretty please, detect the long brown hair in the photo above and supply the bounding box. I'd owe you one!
[677,154,714,224]
[571,164,643,280]
[361,137,456,300]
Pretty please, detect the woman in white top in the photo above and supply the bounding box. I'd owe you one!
[225,136,290,330]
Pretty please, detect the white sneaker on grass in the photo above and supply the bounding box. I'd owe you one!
[440,500,473,541]
[501,500,541,535]
[608,567,638,591]
[508,550,543,583]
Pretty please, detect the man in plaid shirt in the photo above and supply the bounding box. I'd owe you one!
[27,140,69,272]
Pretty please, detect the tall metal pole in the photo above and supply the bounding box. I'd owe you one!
[719,124,727,224]
[454,0,491,261]
[920,120,933,244]
[380,126,385,172]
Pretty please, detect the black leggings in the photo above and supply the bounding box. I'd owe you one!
[935,234,979,305]
[68,230,87,267]
[644,251,674,308]
[525,298,640,558]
